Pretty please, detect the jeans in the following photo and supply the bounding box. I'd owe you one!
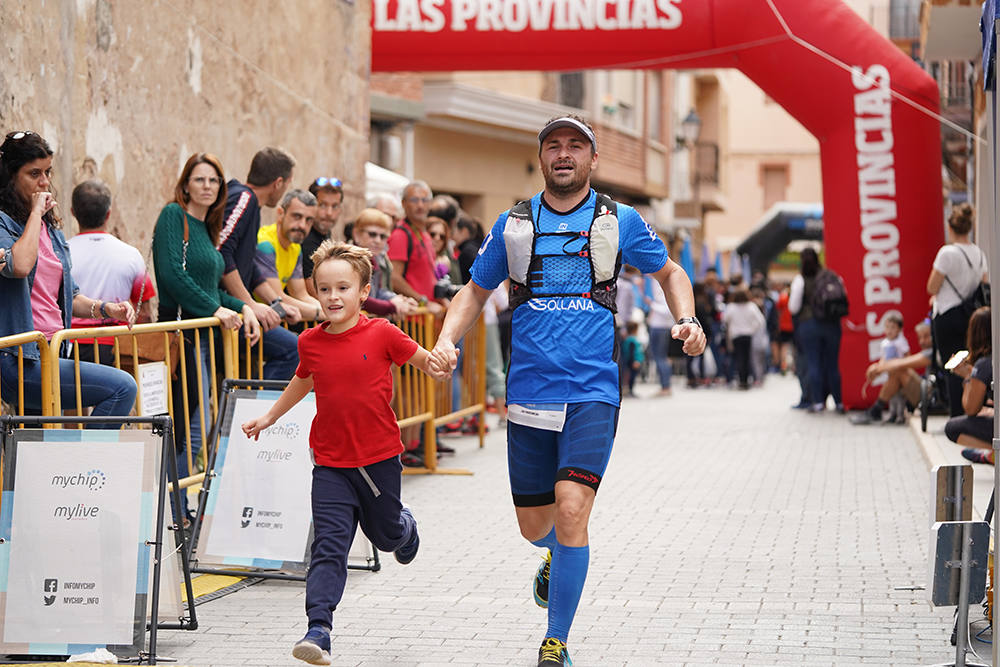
[240,324,299,380]
[648,327,672,389]
[799,317,842,406]
[732,335,752,386]
[0,353,137,428]
[171,337,212,519]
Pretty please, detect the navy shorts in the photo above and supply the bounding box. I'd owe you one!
[507,401,619,507]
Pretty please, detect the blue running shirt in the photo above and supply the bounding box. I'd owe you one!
[471,190,668,406]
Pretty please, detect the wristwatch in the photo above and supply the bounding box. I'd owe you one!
[677,316,702,329]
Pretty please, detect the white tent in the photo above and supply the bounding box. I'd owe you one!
[365,161,409,202]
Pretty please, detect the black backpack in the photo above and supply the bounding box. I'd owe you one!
[811,269,849,321]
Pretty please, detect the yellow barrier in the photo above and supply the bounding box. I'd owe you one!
[49,318,228,489]
[15,306,490,480]
[432,315,487,445]
[0,331,53,419]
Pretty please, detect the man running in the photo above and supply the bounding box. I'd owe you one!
[429,114,706,666]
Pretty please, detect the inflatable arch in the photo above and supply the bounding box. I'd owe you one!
[372,0,943,408]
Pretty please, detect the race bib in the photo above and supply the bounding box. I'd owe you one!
[506,403,567,432]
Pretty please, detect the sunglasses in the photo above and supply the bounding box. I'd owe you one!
[363,229,389,241]
[313,177,342,188]
[6,131,35,141]
[429,232,446,240]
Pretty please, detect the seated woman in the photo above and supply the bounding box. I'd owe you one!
[0,131,136,426]
[944,306,994,464]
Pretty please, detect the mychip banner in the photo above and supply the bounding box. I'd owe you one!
[197,390,316,569]
[0,429,159,656]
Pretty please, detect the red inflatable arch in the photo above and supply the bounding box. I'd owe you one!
[372,0,943,408]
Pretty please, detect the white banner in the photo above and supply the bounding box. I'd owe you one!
[201,396,315,563]
[3,439,152,645]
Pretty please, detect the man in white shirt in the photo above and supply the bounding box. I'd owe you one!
[68,179,155,363]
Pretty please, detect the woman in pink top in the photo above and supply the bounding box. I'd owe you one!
[0,131,136,426]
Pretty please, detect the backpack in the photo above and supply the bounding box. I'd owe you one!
[810,269,849,321]
[943,245,990,318]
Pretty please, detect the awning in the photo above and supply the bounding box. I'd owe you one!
[365,161,409,201]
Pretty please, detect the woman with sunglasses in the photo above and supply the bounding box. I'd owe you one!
[0,131,137,426]
[350,208,418,317]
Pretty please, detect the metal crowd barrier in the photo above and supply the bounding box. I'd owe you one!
[0,330,52,419]
[432,315,487,447]
[49,318,228,491]
[3,307,490,481]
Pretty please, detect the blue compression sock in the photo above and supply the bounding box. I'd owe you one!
[546,542,589,642]
[531,527,557,551]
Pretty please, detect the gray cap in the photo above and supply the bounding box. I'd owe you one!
[537,117,597,152]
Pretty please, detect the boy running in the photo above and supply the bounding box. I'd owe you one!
[242,241,447,665]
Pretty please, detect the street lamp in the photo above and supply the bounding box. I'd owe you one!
[679,108,701,147]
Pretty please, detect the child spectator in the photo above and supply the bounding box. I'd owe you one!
[724,288,765,390]
[622,320,645,397]
[241,241,446,665]
[873,310,910,422]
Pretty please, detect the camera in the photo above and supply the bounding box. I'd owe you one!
[434,277,461,300]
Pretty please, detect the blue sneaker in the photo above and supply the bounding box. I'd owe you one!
[394,507,419,564]
[292,626,331,665]
[538,637,572,666]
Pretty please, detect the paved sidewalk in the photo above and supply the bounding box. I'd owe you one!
[153,375,962,666]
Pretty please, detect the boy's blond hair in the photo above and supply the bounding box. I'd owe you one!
[354,208,394,233]
[311,241,373,288]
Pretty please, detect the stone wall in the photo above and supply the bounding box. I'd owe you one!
[0,0,371,260]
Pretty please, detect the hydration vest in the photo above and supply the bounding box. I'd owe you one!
[503,193,621,312]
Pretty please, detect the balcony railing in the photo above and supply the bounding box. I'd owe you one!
[694,141,719,186]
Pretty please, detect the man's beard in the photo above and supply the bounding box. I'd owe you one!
[542,161,590,196]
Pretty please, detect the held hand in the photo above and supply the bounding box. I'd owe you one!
[250,301,280,331]
[425,355,454,381]
[104,301,136,329]
[865,362,881,382]
[429,338,460,376]
[213,306,241,330]
[671,322,707,356]
[242,305,262,346]
[31,191,55,216]
[241,414,276,441]
[952,359,973,380]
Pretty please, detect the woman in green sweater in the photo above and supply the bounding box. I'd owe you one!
[153,152,260,521]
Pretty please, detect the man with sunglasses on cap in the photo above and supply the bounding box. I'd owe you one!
[302,176,345,299]
[429,114,706,667]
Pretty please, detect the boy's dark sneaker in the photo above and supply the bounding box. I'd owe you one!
[850,404,883,425]
[394,508,420,564]
[291,626,331,665]
[533,550,551,608]
[537,637,572,666]
[962,448,995,465]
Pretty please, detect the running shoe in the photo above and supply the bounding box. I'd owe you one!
[291,626,331,665]
[394,508,420,564]
[537,637,572,666]
[961,448,995,465]
[533,550,551,608]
